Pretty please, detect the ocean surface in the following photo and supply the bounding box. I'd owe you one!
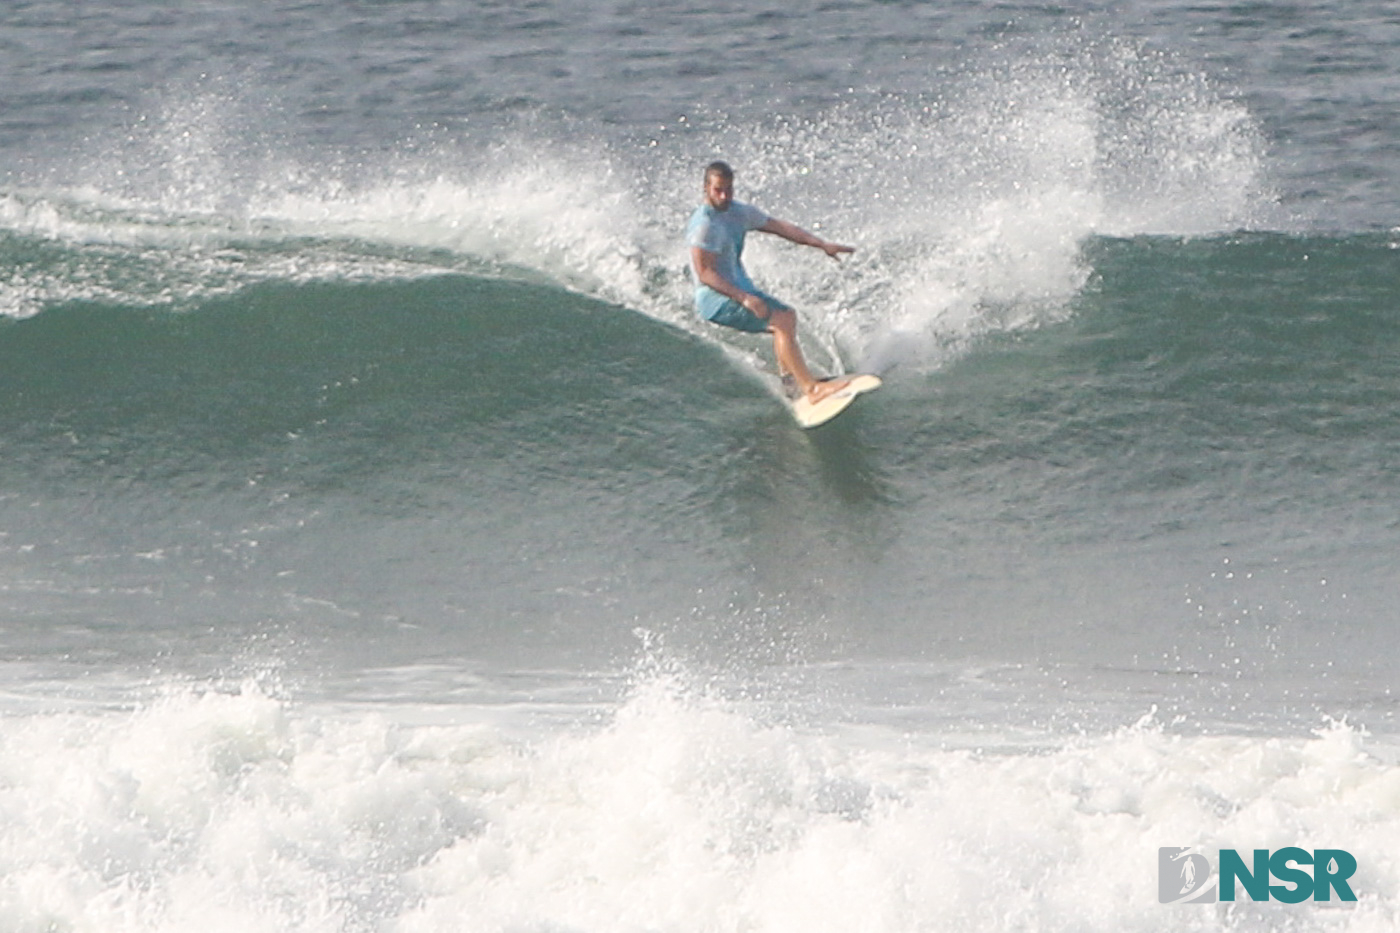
[3,2,1400,930]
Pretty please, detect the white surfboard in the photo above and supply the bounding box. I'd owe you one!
[788,374,882,428]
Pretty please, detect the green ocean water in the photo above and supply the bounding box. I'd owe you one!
[2,230,1397,704]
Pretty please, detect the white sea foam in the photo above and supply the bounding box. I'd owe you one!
[1,670,1396,933]
[0,188,451,320]
[253,143,675,323]
[749,39,1276,374]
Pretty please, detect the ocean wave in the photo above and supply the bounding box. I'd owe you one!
[1,36,1276,375]
[1,668,1395,932]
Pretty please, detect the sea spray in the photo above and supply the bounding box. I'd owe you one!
[1,36,1271,373]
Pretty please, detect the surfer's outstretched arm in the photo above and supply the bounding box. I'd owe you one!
[758,218,854,260]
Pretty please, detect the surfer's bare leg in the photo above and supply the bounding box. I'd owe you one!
[768,309,847,403]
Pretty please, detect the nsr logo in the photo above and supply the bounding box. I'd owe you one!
[1159,847,1358,904]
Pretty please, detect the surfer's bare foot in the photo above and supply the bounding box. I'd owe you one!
[804,377,850,404]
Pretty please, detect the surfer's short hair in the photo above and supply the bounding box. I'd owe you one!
[704,160,734,183]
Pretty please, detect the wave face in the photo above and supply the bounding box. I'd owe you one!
[2,231,1398,693]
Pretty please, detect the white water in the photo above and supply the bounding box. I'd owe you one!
[2,667,1397,933]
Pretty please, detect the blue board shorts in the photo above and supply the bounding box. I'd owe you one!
[704,291,792,334]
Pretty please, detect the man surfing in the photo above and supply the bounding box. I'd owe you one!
[686,161,853,404]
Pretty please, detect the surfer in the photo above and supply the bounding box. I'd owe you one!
[686,161,854,404]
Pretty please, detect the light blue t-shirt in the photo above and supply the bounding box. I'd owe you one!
[685,200,769,320]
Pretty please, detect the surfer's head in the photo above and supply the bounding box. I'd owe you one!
[703,161,734,211]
